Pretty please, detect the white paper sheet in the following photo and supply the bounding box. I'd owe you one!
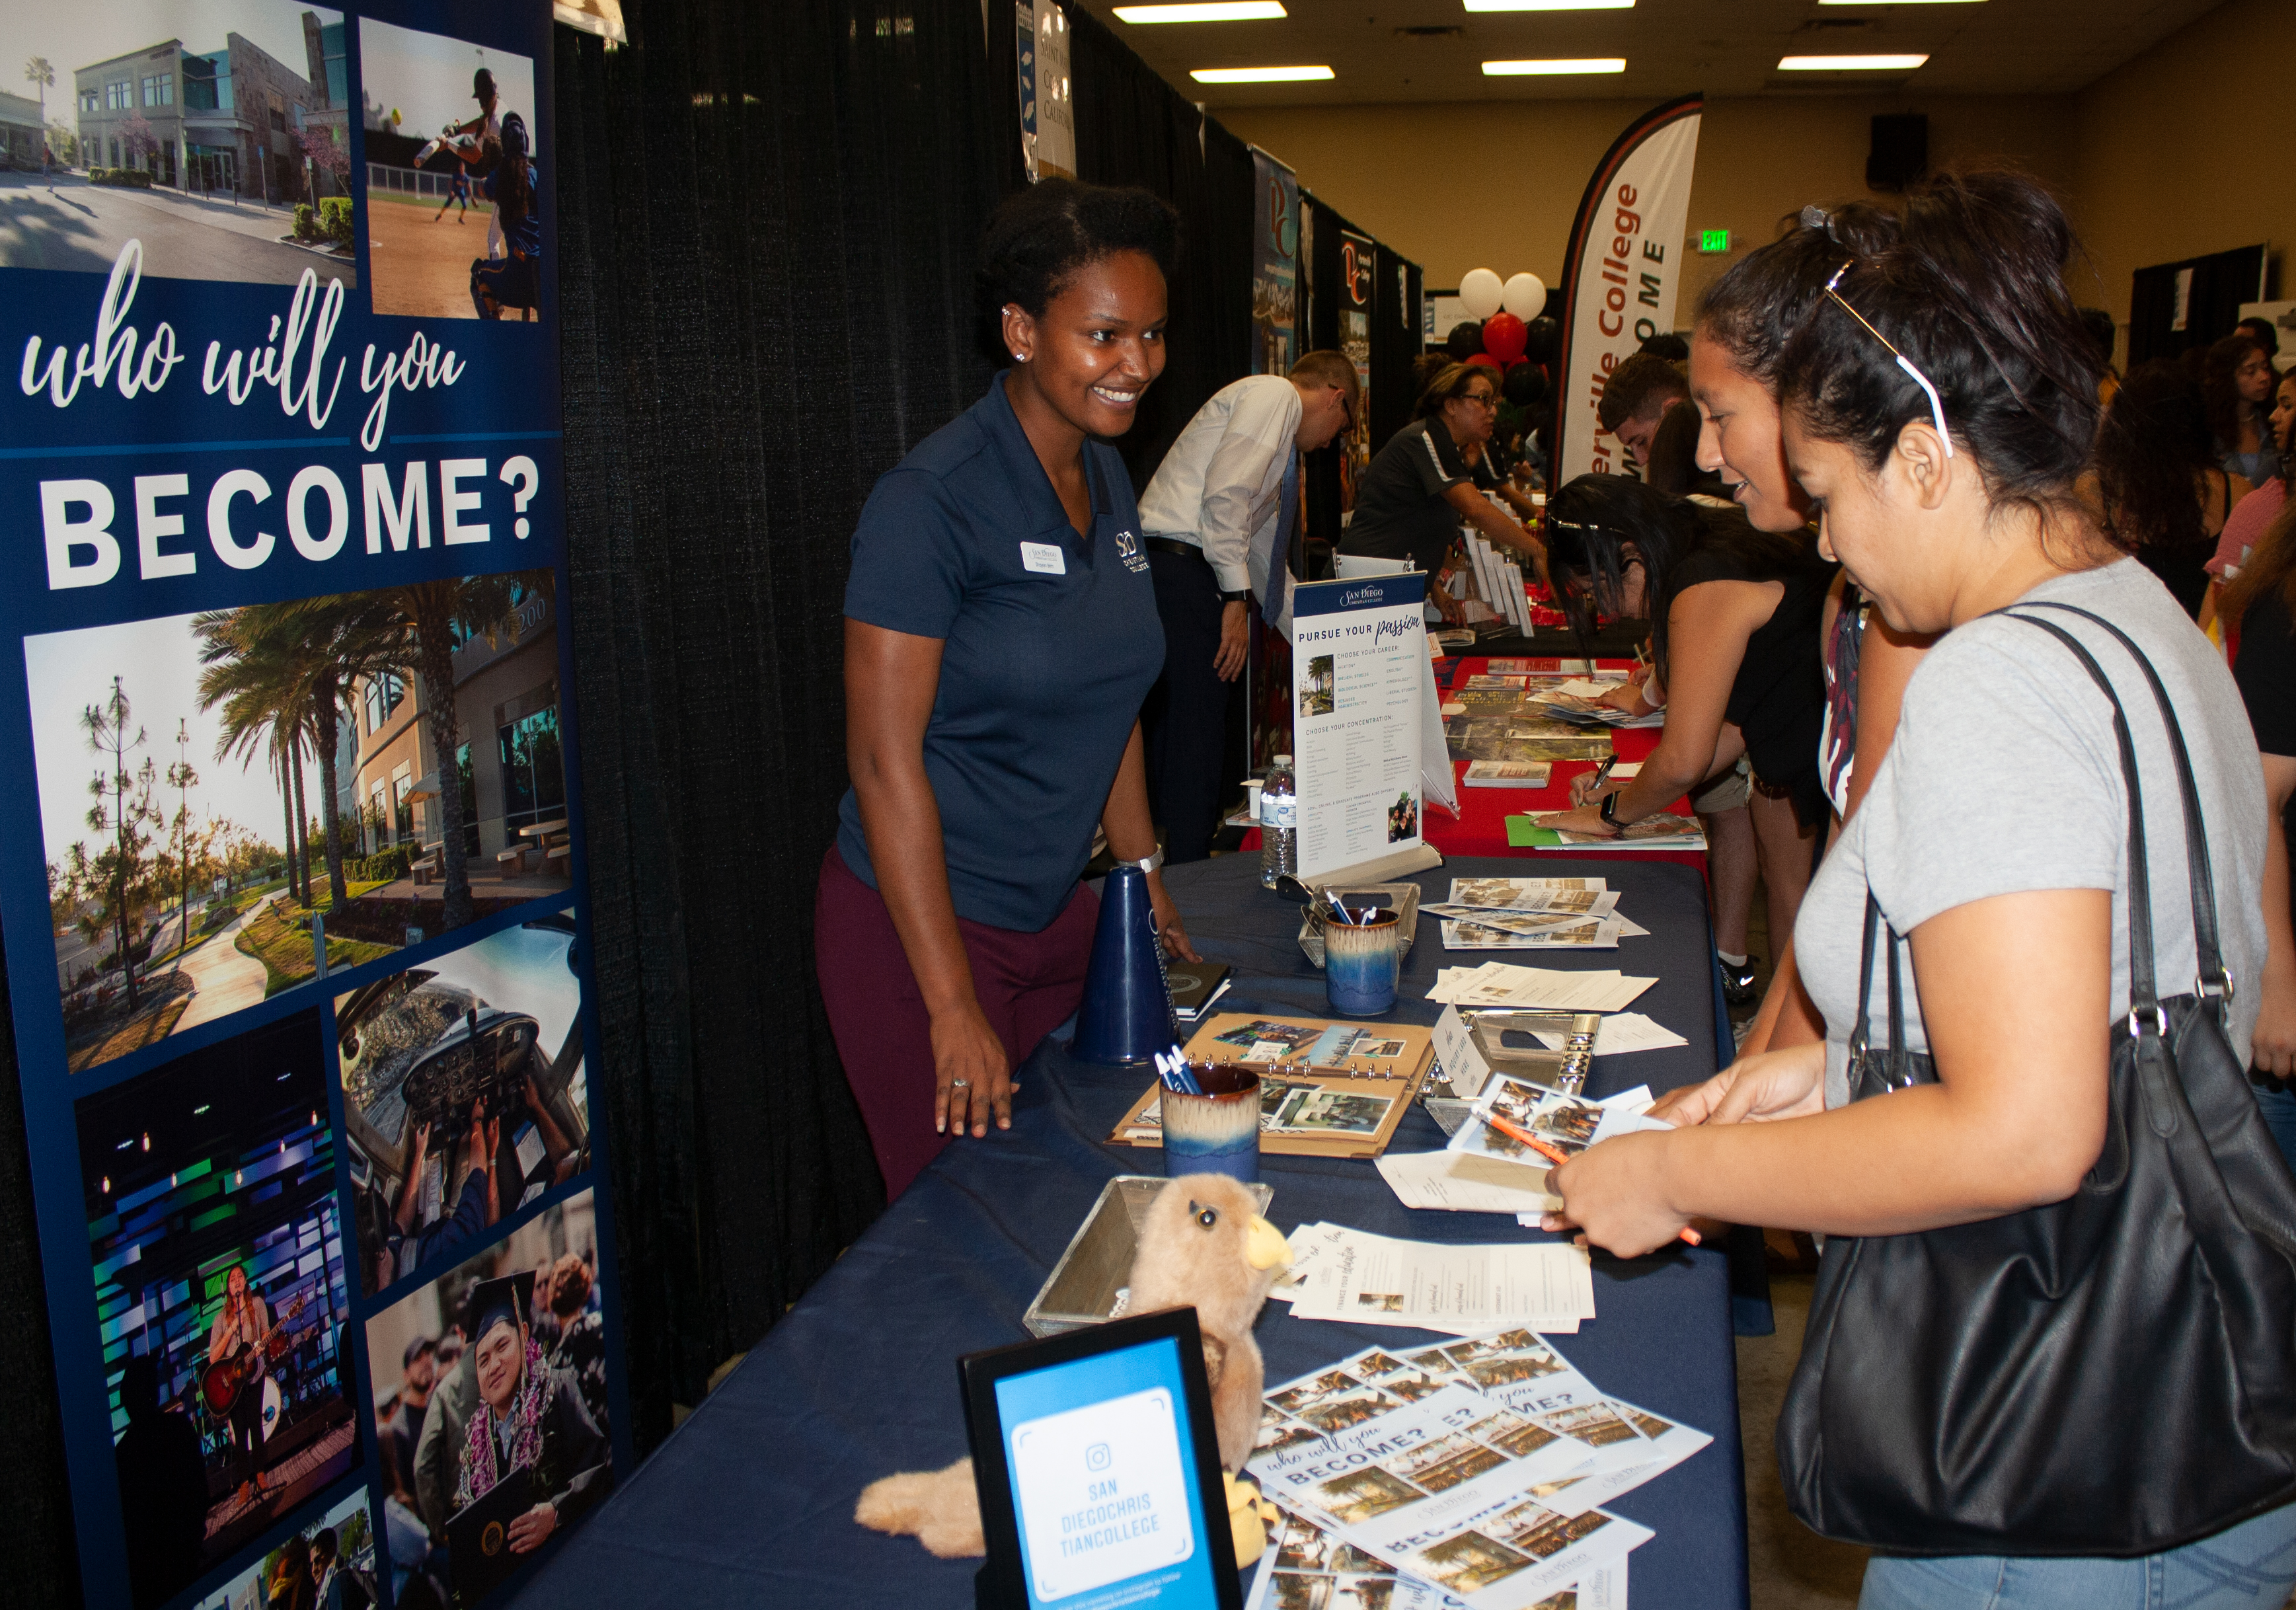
[1527,1014,1688,1057]
[1378,1149,1564,1215]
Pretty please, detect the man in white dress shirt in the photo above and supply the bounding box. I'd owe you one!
[1137,351,1359,861]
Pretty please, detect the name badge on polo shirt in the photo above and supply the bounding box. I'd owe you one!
[1020,541,1067,575]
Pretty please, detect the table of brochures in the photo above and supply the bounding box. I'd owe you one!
[521,855,1749,1610]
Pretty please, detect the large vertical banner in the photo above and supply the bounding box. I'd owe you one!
[1,5,626,1608]
[1016,0,1074,183]
[1338,227,1375,508]
[1552,94,1703,483]
[1250,147,1297,377]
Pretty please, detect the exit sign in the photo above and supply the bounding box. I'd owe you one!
[1697,228,1731,254]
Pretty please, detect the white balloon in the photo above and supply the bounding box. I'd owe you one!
[1502,272,1547,321]
[1459,268,1505,321]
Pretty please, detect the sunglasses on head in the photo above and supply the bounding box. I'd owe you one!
[1821,262,1954,458]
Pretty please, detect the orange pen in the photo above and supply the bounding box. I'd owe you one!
[1484,1111,1702,1247]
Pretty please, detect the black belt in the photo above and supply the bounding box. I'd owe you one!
[1144,536,1209,564]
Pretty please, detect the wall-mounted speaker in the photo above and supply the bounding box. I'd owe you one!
[1868,113,1928,192]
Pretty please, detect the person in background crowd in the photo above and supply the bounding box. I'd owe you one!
[546,1252,609,1436]
[2098,359,2250,619]
[2221,500,2296,1169]
[2203,330,2281,487]
[1340,362,1546,621]
[1538,475,1835,984]
[309,1528,349,1610]
[1687,207,1936,1052]
[1638,331,1691,362]
[2239,314,2281,363]
[268,1536,315,1610]
[2202,369,2296,632]
[115,1353,207,1608]
[1597,352,1692,473]
[2078,307,2120,406]
[820,179,1199,1200]
[385,1337,437,1513]
[414,1327,476,1537]
[1554,168,2283,1608]
[1597,360,1759,997]
[1136,350,1359,862]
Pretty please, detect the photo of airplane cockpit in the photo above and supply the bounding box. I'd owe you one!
[335,912,589,1293]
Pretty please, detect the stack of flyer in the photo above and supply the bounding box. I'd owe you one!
[1426,965,1657,1013]
[1424,877,1649,951]
[1274,1221,1595,1334]
[1245,1330,1710,1610]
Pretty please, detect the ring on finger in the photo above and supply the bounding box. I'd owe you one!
[950,1078,970,1089]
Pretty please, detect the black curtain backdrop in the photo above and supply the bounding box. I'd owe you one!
[2128,244,2269,368]
[551,0,1002,1451]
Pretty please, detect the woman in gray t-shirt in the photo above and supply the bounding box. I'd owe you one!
[1545,172,2291,1605]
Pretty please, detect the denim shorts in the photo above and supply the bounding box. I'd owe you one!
[1858,1504,2296,1610]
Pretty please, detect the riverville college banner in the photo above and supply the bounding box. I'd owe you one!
[1552,94,1703,483]
[2,3,627,1607]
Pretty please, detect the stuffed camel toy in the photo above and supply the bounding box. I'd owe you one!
[855,1173,1292,1564]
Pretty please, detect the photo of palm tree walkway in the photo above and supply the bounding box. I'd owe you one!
[31,572,568,1073]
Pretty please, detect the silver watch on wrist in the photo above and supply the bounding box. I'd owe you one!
[1119,846,1165,874]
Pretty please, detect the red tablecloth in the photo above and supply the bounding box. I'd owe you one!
[1423,655,1706,874]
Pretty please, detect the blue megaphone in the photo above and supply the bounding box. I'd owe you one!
[1071,866,1178,1066]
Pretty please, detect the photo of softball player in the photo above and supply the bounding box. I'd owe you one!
[362,21,538,319]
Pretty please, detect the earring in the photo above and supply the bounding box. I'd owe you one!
[1011,351,1027,363]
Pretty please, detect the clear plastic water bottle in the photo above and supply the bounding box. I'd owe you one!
[1260,754,1297,889]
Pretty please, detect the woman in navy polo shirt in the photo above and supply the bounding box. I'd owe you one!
[816,181,1202,1200]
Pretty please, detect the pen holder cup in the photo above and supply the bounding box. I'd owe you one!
[1161,1063,1261,1184]
[1324,908,1401,1016]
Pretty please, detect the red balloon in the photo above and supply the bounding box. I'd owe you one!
[1465,352,1503,370]
[1482,313,1528,365]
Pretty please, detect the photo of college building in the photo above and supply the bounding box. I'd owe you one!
[71,9,347,202]
[343,580,567,878]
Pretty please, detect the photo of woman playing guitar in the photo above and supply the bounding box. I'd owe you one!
[206,1264,272,1508]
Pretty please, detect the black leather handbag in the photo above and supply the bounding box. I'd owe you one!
[1777,603,2296,1556]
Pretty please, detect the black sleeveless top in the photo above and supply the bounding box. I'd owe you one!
[1670,543,1837,828]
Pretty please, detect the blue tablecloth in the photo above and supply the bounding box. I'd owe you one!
[518,855,1749,1609]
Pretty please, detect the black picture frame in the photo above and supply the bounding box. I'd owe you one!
[959,1306,1243,1610]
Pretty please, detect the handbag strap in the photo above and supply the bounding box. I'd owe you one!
[1847,887,1919,1087]
[2001,613,2162,1030]
[2010,601,2232,1006]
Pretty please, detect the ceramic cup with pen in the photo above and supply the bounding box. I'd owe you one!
[1321,898,1402,1016]
[1154,1056,1262,1184]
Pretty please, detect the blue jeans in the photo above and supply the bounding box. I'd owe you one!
[1859,1504,2296,1610]
[2256,1083,2296,1178]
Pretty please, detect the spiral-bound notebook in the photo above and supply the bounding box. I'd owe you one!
[1107,1013,1435,1159]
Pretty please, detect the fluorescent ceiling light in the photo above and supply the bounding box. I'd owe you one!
[1819,0,1976,5]
[1465,0,1630,10]
[1482,57,1627,74]
[1191,63,1334,81]
[1777,52,1930,69]
[1116,1,1285,20]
